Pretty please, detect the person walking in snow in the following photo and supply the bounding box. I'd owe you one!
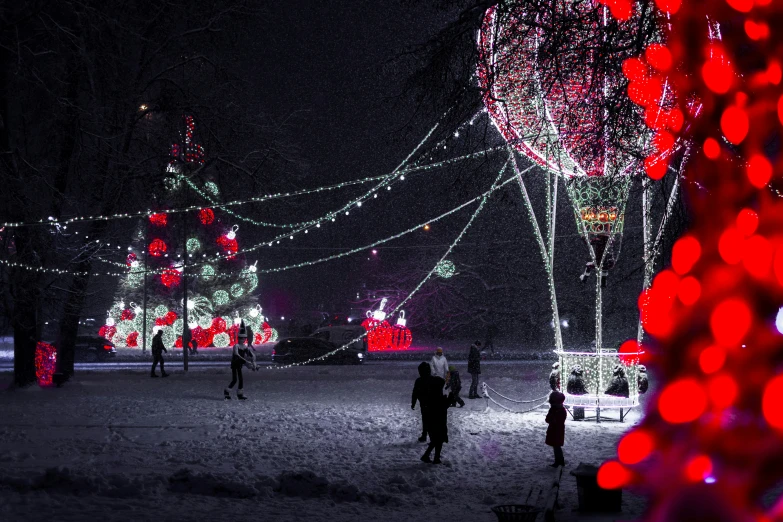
[545,391,567,467]
[445,365,464,408]
[484,325,498,355]
[467,341,481,399]
[420,370,449,464]
[224,322,256,400]
[411,362,432,442]
[150,329,169,378]
[430,347,448,380]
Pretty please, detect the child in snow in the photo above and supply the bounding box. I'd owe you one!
[545,391,567,467]
[411,362,432,442]
[445,365,464,408]
[224,322,256,400]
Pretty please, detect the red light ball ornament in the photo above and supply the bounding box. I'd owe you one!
[389,312,413,351]
[149,213,168,226]
[160,268,181,288]
[198,208,215,225]
[148,239,167,257]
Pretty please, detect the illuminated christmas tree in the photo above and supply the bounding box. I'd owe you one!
[99,115,272,349]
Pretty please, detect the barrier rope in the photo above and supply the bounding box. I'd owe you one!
[482,383,550,404]
[482,383,550,414]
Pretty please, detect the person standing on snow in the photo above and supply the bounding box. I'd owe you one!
[224,321,256,400]
[445,365,464,408]
[467,341,481,398]
[545,391,567,467]
[420,369,449,464]
[411,362,432,442]
[150,329,169,378]
[430,347,449,380]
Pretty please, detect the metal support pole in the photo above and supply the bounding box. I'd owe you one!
[182,179,190,372]
[142,224,148,354]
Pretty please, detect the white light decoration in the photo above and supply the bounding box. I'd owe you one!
[230,283,244,298]
[186,300,195,310]
[776,306,783,335]
[227,225,239,240]
[249,260,258,273]
[396,311,407,327]
[213,290,229,306]
[186,237,201,253]
[161,325,176,348]
[197,315,213,329]
[201,264,216,281]
[188,318,198,329]
[154,305,168,318]
[213,332,230,347]
[372,298,388,321]
[233,313,242,326]
[131,302,143,315]
[172,319,184,335]
[152,325,162,335]
[434,260,456,279]
[204,181,220,197]
[250,305,261,318]
[106,315,115,327]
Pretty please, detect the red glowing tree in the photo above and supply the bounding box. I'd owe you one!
[592,1,783,520]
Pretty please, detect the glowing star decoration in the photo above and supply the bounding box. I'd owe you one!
[35,342,57,387]
[435,260,456,279]
[149,213,168,226]
[198,208,215,225]
[390,311,413,351]
[148,238,167,257]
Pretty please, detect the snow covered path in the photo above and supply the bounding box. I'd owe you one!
[0,362,647,521]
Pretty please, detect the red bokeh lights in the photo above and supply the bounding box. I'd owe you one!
[710,299,751,347]
[617,430,655,465]
[658,378,707,424]
[597,461,632,490]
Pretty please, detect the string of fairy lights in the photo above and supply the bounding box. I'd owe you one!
[262,157,511,369]
[0,167,527,279]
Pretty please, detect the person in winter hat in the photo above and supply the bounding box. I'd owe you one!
[411,362,432,442]
[224,321,256,400]
[605,364,630,398]
[430,347,449,380]
[420,370,449,464]
[150,329,169,378]
[545,391,567,467]
[637,365,649,394]
[467,341,482,399]
[445,365,464,408]
[549,361,561,391]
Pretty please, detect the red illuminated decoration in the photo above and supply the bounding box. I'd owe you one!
[98,324,116,341]
[169,114,205,168]
[160,267,181,288]
[35,341,57,387]
[149,213,168,226]
[389,311,413,351]
[126,252,137,267]
[261,321,273,344]
[148,238,167,257]
[361,298,393,351]
[198,208,215,225]
[126,331,138,347]
[597,1,783,519]
[617,339,641,366]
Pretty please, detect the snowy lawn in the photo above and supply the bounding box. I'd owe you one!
[0,361,647,521]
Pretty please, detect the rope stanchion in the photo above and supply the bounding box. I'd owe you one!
[482,383,549,414]
[483,383,549,404]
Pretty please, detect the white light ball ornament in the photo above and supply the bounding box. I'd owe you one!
[227,225,239,240]
[776,306,783,334]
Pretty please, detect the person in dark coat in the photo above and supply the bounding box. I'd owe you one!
[549,361,561,391]
[467,341,482,399]
[224,322,256,400]
[545,391,566,467]
[445,365,464,408]
[421,372,449,464]
[566,365,587,395]
[150,329,169,378]
[637,365,649,394]
[605,364,630,397]
[411,362,432,442]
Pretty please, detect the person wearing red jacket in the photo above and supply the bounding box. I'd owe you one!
[545,391,567,467]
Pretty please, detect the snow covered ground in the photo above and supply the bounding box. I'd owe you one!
[0,361,648,521]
